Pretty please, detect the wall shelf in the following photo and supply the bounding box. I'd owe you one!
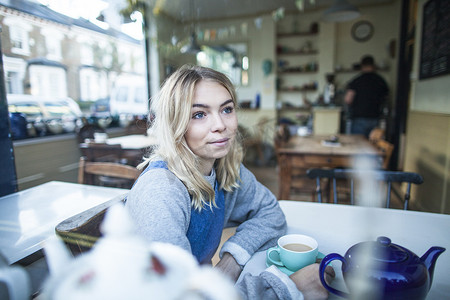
[278,87,317,92]
[335,67,390,73]
[278,107,311,112]
[277,31,318,38]
[277,50,318,56]
[276,27,320,124]
[278,70,318,74]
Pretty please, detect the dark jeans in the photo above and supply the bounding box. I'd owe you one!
[350,118,379,138]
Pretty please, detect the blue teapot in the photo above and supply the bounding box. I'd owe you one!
[319,236,445,300]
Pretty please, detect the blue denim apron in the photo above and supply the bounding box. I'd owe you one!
[138,161,225,264]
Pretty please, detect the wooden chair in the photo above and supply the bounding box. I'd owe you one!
[79,142,124,163]
[241,117,273,165]
[274,125,316,200]
[368,127,385,143]
[78,156,141,189]
[125,117,148,135]
[274,123,291,151]
[306,168,424,210]
[55,195,126,255]
[375,139,394,170]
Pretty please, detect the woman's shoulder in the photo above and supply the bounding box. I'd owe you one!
[137,165,186,191]
[238,163,256,181]
[128,164,191,208]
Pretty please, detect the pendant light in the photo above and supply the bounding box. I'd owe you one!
[322,0,360,22]
[181,0,201,54]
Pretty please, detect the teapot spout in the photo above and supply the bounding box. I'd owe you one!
[421,246,445,289]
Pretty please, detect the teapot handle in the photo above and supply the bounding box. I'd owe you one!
[319,253,350,298]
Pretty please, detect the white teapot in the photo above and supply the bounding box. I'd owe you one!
[0,252,31,300]
[41,204,239,300]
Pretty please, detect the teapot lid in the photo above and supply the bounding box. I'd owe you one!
[374,237,408,263]
[350,236,409,263]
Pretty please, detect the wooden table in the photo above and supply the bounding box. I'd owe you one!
[0,181,128,265]
[106,134,157,150]
[239,201,450,299]
[277,134,382,200]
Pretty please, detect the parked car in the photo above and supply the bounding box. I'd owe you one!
[8,112,29,140]
[7,94,83,136]
[90,97,115,129]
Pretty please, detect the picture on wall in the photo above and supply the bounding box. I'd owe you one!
[419,0,450,79]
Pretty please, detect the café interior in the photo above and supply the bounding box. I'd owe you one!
[0,0,449,299]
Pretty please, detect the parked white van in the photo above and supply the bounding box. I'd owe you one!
[7,94,82,136]
[109,75,149,120]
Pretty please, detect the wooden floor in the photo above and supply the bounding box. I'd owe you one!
[247,165,279,197]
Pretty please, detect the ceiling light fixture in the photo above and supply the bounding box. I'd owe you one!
[322,0,361,23]
[180,0,201,54]
[181,32,202,54]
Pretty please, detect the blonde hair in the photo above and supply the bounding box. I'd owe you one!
[139,65,243,210]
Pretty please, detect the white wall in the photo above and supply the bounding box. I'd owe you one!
[403,0,450,214]
[410,0,450,114]
[333,1,400,98]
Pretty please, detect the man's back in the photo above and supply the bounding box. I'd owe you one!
[347,72,388,119]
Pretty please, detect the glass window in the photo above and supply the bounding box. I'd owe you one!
[9,26,30,55]
[80,43,94,66]
[134,87,145,103]
[116,87,128,102]
[42,28,64,61]
[196,43,248,86]
[28,65,67,98]
[46,37,62,60]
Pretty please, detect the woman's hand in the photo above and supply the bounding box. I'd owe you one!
[215,252,242,282]
[289,263,335,300]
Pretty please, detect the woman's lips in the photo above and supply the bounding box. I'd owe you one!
[210,138,229,146]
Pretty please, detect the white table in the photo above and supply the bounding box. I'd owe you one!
[240,201,450,299]
[107,134,157,150]
[0,181,128,264]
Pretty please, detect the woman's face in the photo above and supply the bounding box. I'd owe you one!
[185,80,237,172]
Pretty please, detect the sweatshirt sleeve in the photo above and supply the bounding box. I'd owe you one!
[125,168,193,253]
[220,164,287,266]
[236,266,304,300]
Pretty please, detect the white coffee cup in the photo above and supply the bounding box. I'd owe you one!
[94,132,108,143]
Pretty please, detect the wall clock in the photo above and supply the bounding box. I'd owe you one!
[351,21,374,42]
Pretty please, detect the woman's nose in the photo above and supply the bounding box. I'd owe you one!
[211,114,226,132]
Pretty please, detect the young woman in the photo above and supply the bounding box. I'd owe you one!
[126,65,332,299]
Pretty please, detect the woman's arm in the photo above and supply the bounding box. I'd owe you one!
[125,168,192,252]
[345,89,355,105]
[220,165,287,267]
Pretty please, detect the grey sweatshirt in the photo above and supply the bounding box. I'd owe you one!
[126,163,303,299]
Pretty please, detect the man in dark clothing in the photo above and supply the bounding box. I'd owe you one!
[344,55,389,137]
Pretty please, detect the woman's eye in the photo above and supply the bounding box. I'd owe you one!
[192,111,206,119]
[223,106,234,114]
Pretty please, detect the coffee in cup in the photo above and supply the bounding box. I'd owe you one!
[283,243,313,252]
[267,234,318,272]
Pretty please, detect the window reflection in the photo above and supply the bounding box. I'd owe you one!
[196,43,249,86]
